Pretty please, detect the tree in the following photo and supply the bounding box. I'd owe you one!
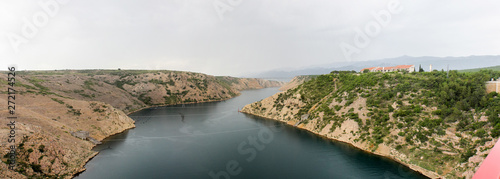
[363,69,370,73]
[492,124,500,138]
[419,64,424,72]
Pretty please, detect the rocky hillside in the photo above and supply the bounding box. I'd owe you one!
[13,70,284,114]
[0,70,283,178]
[242,70,500,179]
[278,75,316,91]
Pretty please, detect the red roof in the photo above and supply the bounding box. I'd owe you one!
[394,65,414,69]
[361,67,377,72]
[360,65,414,72]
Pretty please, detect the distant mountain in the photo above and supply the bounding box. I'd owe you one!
[247,55,500,78]
[460,65,500,72]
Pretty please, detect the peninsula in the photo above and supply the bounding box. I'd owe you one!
[241,70,500,178]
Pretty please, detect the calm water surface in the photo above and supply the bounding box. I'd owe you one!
[76,88,428,179]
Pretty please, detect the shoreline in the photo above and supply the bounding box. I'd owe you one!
[72,93,245,178]
[240,111,437,179]
[73,95,435,179]
[124,86,284,116]
[125,85,283,115]
[73,152,99,177]
[72,124,136,178]
[125,95,240,115]
[72,87,284,178]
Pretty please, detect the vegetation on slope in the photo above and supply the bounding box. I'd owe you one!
[460,65,500,72]
[245,70,500,178]
[279,75,317,91]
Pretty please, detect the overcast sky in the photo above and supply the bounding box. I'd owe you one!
[1,0,499,76]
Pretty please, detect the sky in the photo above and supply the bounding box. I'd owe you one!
[1,0,499,76]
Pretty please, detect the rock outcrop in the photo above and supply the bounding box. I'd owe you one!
[279,75,316,91]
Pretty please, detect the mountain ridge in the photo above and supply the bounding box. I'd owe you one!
[246,55,500,78]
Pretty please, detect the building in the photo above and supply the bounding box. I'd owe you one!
[360,65,415,73]
[486,78,500,93]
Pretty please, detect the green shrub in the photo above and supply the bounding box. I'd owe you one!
[51,98,64,104]
[30,163,42,173]
[398,132,405,137]
[474,129,486,138]
[492,124,500,138]
[38,145,45,153]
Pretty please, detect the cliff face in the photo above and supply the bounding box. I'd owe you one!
[0,70,284,178]
[278,75,315,91]
[242,71,500,179]
[0,92,135,179]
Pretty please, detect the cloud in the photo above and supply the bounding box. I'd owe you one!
[1,0,499,76]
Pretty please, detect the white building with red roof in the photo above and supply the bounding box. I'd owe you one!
[361,65,415,73]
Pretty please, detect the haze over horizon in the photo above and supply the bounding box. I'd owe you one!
[1,0,499,76]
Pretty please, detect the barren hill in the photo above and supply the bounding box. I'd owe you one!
[0,70,284,178]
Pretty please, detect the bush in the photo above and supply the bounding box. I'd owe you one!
[334,105,342,111]
[436,128,446,136]
[30,163,42,173]
[38,145,45,153]
[492,124,500,138]
[138,93,153,105]
[398,132,405,137]
[397,123,404,129]
[416,132,428,143]
[393,109,410,118]
[474,129,487,138]
[51,98,64,104]
[388,105,394,112]
[461,148,475,162]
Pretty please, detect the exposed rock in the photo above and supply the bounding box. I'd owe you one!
[71,131,101,145]
[71,131,90,140]
[279,75,316,91]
